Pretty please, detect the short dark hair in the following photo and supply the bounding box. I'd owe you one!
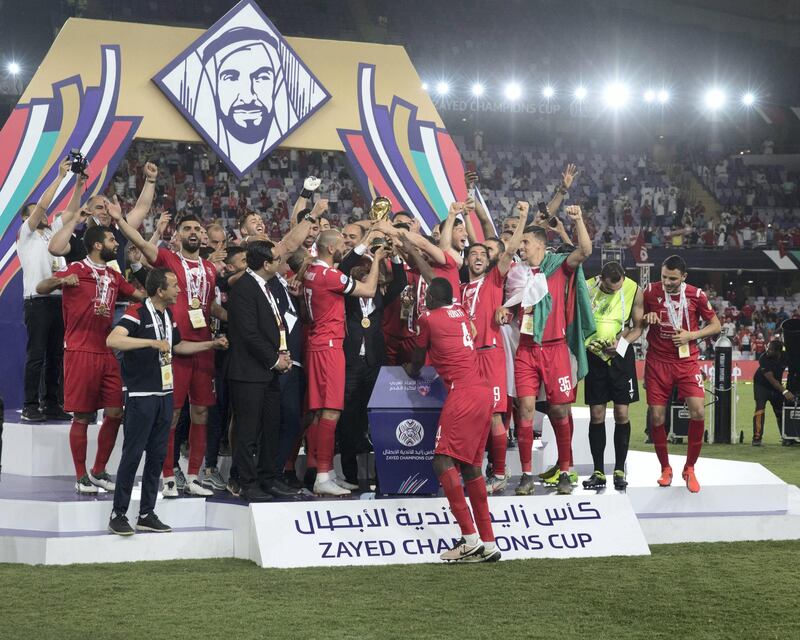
[600,261,625,283]
[452,217,464,228]
[523,225,548,243]
[176,214,201,230]
[485,237,506,255]
[467,243,488,257]
[426,277,453,309]
[662,254,687,273]
[287,248,308,273]
[83,225,112,253]
[392,210,413,222]
[224,246,246,264]
[146,268,173,297]
[245,240,276,271]
[19,202,37,219]
[238,211,261,229]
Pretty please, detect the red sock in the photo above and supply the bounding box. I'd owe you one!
[650,423,670,469]
[551,415,572,472]
[517,417,534,473]
[465,476,495,542]
[568,413,575,467]
[69,419,89,479]
[305,418,319,468]
[439,467,476,536]
[187,422,207,475]
[91,414,122,475]
[686,419,704,467]
[490,431,508,476]
[316,417,338,473]
[162,427,177,477]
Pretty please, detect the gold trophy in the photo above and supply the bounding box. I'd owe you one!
[368,196,392,222]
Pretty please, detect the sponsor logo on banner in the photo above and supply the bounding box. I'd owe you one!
[153,0,330,178]
[396,419,424,446]
[249,494,650,567]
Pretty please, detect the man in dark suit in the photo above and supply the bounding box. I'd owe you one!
[338,232,407,486]
[225,241,300,502]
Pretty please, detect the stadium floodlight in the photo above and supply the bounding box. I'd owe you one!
[542,85,555,99]
[657,89,669,104]
[742,92,755,106]
[704,88,726,110]
[643,89,656,103]
[421,82,428,91]
[603,82,630,109]
[7,61,20,75]
[435,81,450,96]
[504,82,522,101]
[471,82,485,97]
[574,86,588,101]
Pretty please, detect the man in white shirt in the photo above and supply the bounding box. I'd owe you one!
[17,159,78,422]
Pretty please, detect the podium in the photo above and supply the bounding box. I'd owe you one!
[367,366,444,495]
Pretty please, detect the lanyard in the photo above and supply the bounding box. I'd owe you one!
[276,273,297,316]
[359,297,375,319]
[178,252,207,307]
[83,258,111,305]
[146,298,173,345]
[462,276,486,319]
[664,283,690,331]
[249,270,285,331]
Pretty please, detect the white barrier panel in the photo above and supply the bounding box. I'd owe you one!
[250,493,650,567]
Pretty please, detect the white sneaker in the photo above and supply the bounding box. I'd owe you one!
[88,470,116,492]
[313,477,351,496]
[184,476,213,497]
[162,477,179,499]
[486,474,509,494]
[75,474,99,494]
[440,537,484,562]
[331,474,359,491]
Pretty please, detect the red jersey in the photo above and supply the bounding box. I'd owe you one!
[382,265,417,339]
[303,260,356,351]
[415,252,462,318]
[56,258,137,353]
[417,304,486,389]
[519,261,574,346]
[153,247,217,342]
[460,267,505,348]
[644,282,716,362]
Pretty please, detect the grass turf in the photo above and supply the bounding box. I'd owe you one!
[1,541,798,639]
[2,384,798,639]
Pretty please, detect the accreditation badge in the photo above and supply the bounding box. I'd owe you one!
[279,329,288,352]
[520,307,534,336]
[188,308,207,329]
[678,343,690,359]
[161,364,174,390]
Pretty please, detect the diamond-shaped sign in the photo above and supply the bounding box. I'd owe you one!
[153,0,330,178]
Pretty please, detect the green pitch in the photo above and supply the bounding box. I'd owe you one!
[2,381,797,639]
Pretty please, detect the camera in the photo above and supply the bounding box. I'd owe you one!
[68,149,89,177]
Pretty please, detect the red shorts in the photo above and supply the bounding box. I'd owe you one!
[514,340,575,404]
[476,347,507,414]
[305,348,345,411]
[435,384,493,466]
[384,334,419,366]
[173,349,216,407]
[64,351,123,413]
[645,357,705,406]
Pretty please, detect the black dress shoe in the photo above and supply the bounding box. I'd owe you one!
[21,406,46,422]
[42,406,72,421]
[303,467,317,492]
[241,487,273,503]
[282,471,304,489]
[263,479,302,498]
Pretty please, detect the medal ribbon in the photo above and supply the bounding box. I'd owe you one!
[179,253,207,308]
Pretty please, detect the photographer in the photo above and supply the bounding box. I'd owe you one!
[752,338,794,446]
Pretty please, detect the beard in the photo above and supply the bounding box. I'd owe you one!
[181,237,200,253]
[332,249,344,264]
[219,101,274,144]
[100,247,117,262]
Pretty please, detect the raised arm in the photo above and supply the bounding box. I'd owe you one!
[108,196,159,264]
[290,176,321,228]
[396,233,435,283]
[276,198,327,259]
[56,170,88,228]
[564,205,592,270]
[546,163,578,214]
[439,202,464,266]
[349,247,387,298]
[26,159,71,232]
[463,197,479,245]
[496,201,529,275]
[124,162,158,230]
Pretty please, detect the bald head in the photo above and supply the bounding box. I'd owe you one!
[317,229,345,264]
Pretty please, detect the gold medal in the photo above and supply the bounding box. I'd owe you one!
[190,297,200,309]
[95,303,109,316]
[361,317,371,329]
